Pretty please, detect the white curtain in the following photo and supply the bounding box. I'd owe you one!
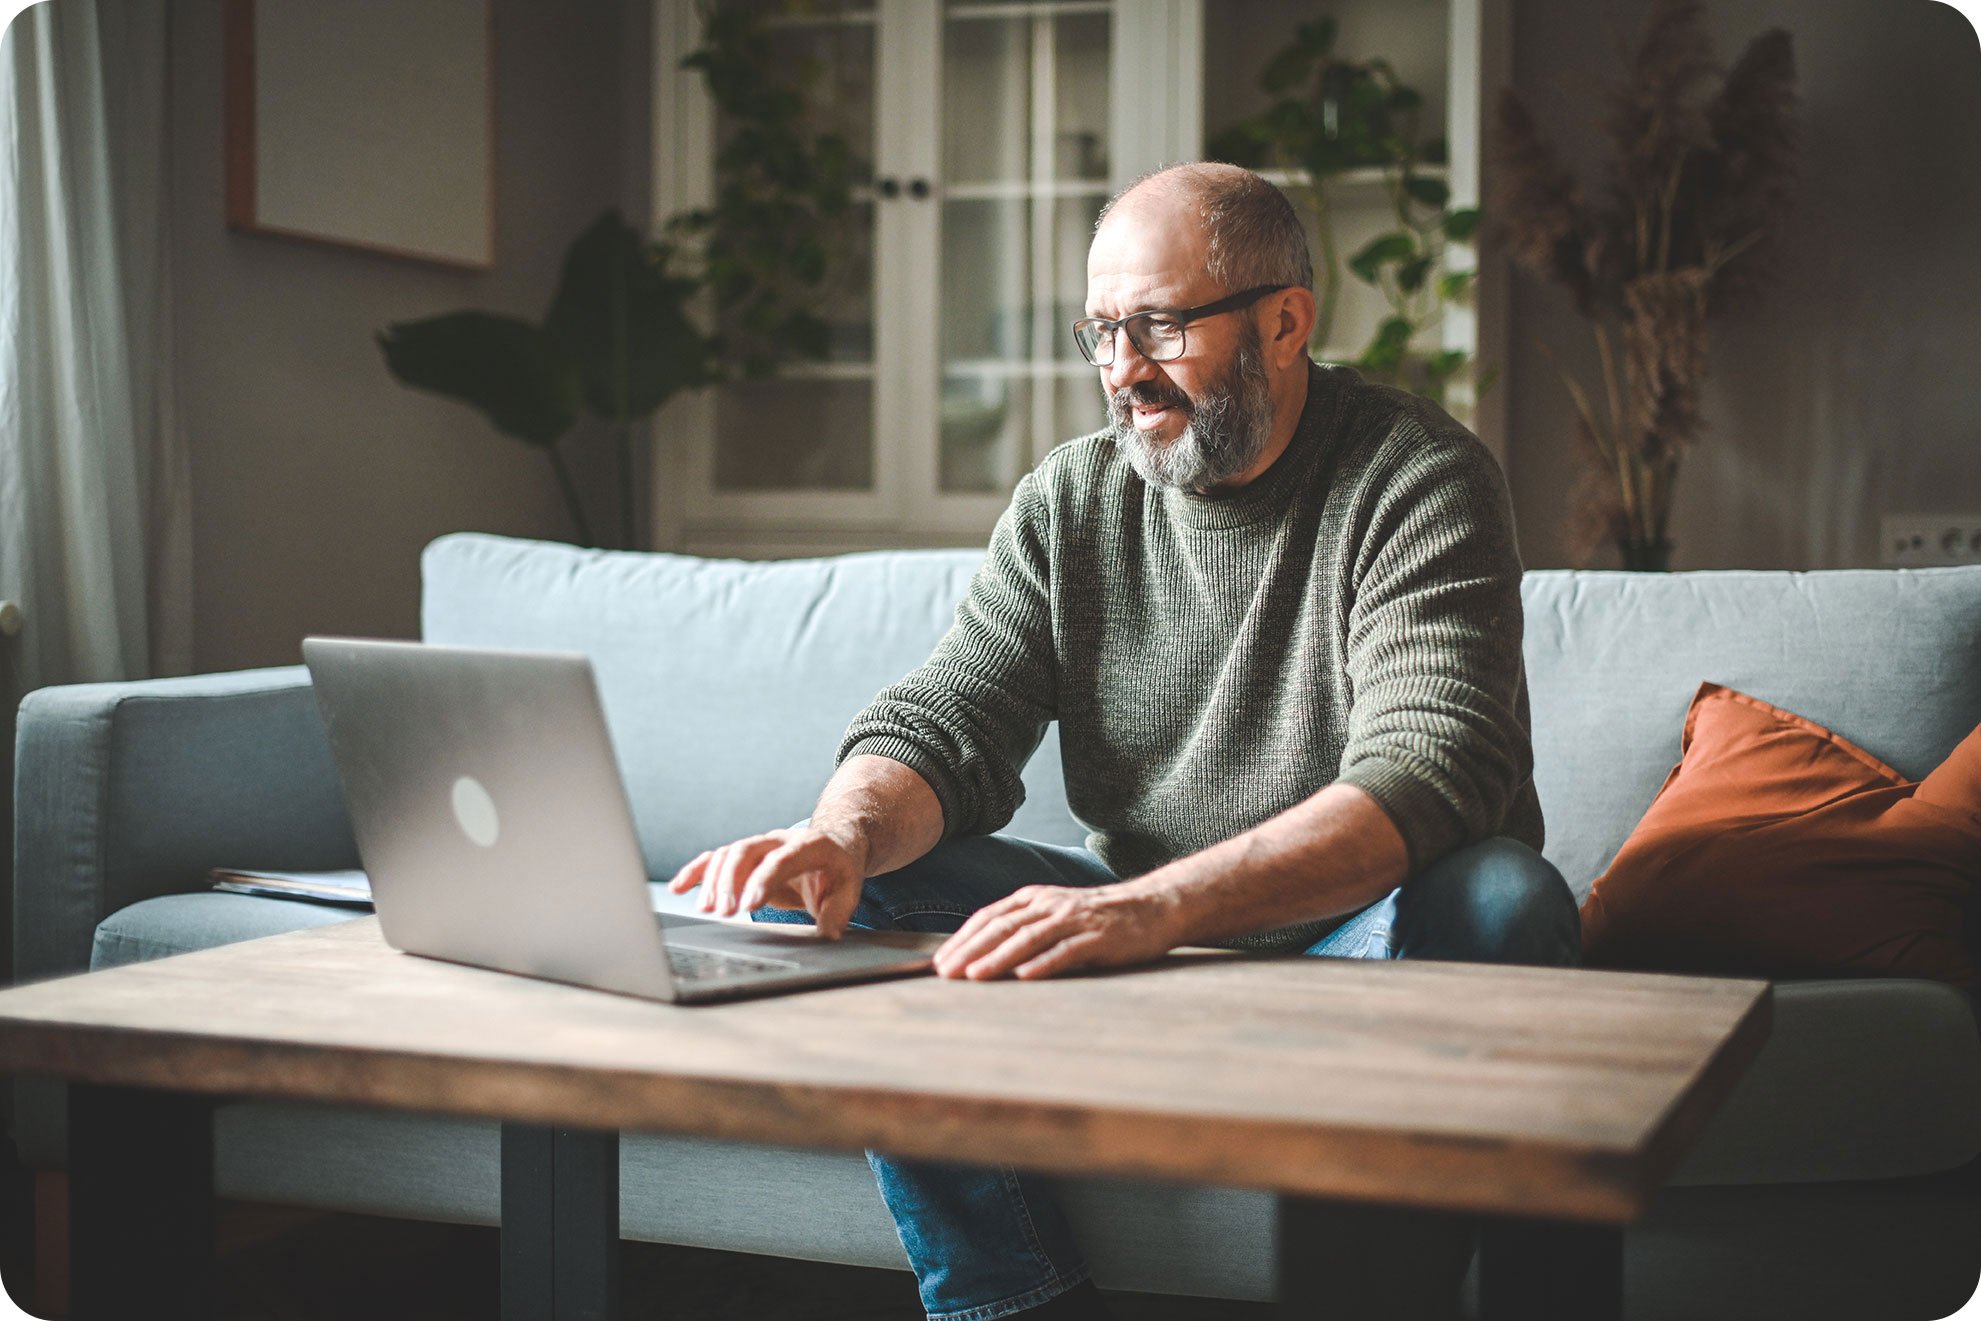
[0,0,191,698]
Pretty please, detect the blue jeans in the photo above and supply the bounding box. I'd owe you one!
[756,835,1580,1320]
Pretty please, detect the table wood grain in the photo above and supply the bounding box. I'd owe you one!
[0,918,1769,1224]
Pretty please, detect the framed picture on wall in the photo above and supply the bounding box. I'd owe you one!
[224,0,495,270]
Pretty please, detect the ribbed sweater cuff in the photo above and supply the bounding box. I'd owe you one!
[1336,758,1468,873]
[839,735,967,841]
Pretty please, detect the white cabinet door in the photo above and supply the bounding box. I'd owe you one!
[654,0,1153,555]
[929,1,1117,533]
[651,0,1494,553]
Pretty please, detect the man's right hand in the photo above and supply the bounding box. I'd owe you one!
[666,824,870,939]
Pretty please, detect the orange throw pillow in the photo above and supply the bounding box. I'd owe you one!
[1579,683,1981,988]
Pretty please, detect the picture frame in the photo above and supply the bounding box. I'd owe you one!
[224,0,496,271]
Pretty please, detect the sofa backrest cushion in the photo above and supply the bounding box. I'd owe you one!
[421,534,1084,878]
[425,537,1981,902]
[1522,567,1981,899]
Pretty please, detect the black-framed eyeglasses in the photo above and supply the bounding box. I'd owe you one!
[1070,284,1289,367]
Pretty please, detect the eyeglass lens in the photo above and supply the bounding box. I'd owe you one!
[1074,314,1186,366]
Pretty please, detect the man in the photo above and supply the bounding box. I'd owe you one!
[669,162,1578,1321]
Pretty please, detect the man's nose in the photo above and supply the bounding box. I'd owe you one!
[1103,331,1159,394]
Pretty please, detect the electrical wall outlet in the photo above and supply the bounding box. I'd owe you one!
[1880,514,1981,566]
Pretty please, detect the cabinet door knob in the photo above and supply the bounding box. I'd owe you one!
[877,177,901,198]
[908,177,932,200]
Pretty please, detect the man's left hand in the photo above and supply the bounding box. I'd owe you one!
[933,883,1184,980]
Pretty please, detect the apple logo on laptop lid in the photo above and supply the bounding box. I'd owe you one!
[451,776,501,848]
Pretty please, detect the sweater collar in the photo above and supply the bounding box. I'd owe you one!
[1160,359,1347,531]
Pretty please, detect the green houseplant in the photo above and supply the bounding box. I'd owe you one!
[1492,0,1797,569]
[1207,17,1486,409]
[379,5,855,549]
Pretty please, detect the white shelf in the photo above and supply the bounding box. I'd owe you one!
[760,360,877,382]
[944,179,1112,201]
[948,1,1111,20]
[760,9,877,31]
[1256,165,1450,190]
[944,358,1094,377]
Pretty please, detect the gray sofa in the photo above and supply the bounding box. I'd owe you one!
[14,532,1981,1320]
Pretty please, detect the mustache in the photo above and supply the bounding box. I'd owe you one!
[1108,381,1192,418]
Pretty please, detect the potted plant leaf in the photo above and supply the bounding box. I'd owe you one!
[378,4,854,549]
[1207,17,1487,411]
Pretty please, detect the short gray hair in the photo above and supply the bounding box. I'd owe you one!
[1097,162,1314,293]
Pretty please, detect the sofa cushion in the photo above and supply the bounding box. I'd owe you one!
[1520,567,1981,900]
[418,534,1087,878]
[1580,685,1979,987]
[91,893,358,970]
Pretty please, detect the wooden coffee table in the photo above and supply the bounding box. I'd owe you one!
[0,917,1769,1321]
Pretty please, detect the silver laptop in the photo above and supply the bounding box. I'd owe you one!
[300,637,935,1004]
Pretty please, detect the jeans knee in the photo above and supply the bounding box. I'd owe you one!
[1394,838,1580,967]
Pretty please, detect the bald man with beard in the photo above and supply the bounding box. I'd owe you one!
[671,162,1578,1321]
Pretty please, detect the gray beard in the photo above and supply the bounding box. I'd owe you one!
[1108,333,1275,495]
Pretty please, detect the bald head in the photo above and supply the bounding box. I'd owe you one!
[1097,163,1314,295]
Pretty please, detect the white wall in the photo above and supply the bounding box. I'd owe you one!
[168,0,648,673]
[1501,0,1981,569]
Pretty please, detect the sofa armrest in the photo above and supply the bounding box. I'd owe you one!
[12,666,357,985]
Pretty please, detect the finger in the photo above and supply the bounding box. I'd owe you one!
[936,906,1057,978]
[695,848,730,910]
[813,871,863,940]
[961,916,1075,981]
[1014,931,1104,981]
[740,837,829,913]
[937,891,1040,965]
[932,904,1029,976]
[669,851,714,893]
[726,838,788,916]
[710,838,777,916]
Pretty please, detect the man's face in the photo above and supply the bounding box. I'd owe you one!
[1085,200,1277,494]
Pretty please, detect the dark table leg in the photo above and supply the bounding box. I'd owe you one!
[1478,1217,1624,1321]
[501,1123,620,1321]
[1275,1195,1475,1320]
[68,1083,215,1321]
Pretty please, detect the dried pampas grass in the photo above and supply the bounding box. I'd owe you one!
[1492,0,1798,562]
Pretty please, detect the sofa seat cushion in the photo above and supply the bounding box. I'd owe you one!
[91,882,737,972]
[1670,978,1981,1186]
[91,893,358,969]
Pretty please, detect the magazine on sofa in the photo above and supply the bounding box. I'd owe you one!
[209,868,374,907]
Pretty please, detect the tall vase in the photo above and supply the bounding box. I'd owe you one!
[1618,538,1673,572]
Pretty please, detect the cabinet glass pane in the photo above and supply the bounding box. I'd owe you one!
[938,7,1110,494]
[710,5,878,491]
[713,377,875,491]
[1052,193,1105,361]
[942,9,1110,187]
[1200,0,1452,361]
[942,16,1028,186]
[1055,373,1106,442]
[942,198,1028,364]
[1200,0,1449,151]
[1053,13,1110,182]
[940,373,1024,494]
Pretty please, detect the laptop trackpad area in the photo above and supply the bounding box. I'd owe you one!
[658,912,938,969]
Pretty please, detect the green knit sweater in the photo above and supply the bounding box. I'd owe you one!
[841,361,1544,951]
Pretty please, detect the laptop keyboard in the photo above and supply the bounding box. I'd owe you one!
[665,944,795,983]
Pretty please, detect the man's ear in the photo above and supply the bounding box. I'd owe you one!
[1268,287,1318,367]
